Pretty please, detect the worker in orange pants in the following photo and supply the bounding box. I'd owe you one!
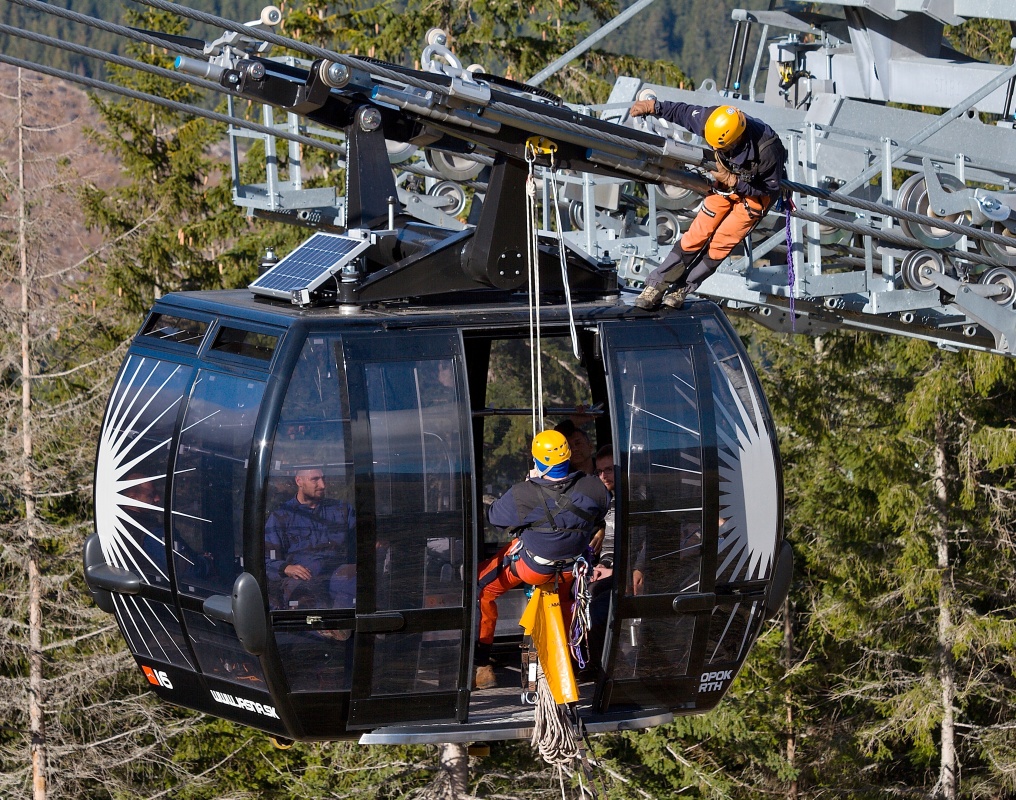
[474,431,610,690]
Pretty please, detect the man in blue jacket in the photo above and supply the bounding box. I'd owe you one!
[474,430,610,689]
[265,467,356,610]
[629,99,787,310]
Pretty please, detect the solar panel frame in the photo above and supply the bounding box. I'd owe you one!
[249,232,372,302]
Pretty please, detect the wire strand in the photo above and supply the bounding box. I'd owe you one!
[0,52,348,159]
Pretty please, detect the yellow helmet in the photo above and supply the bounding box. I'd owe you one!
[532,430,571,467]
[704,106,746,150]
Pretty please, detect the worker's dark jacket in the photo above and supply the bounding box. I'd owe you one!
[656,101,786,199]
[487,472,610,575]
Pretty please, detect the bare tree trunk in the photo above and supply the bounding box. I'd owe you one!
[933,418,957,800]
[439,743,468,798]
[784,594,797,800]
[17,66,47,800]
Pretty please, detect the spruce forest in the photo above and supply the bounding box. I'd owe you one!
[2,1,1016,798]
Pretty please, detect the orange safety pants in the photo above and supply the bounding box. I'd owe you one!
[682,191,771,261]
[477,540,575,645]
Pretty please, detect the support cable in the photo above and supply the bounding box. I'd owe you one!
[783,178,1016,253]
[9,0,205,59]
[0,52,349,160]
[0,22,225,97]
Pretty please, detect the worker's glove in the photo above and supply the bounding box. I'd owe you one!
[629,99,658,117]
[710,165,737,189]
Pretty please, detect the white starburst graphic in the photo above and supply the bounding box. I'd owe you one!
[712,352,779,584]
[94,355,194,667]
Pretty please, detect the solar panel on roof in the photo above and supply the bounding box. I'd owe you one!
[249,232,372,303]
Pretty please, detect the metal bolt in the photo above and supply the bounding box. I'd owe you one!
[358,107,382,132]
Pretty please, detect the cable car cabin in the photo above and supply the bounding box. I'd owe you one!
[84,289,790,743]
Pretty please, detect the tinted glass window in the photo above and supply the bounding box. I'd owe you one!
[266,337,355,614]
[116,597,194,670]
[173,371,265,598]
[140,314,208,348]
[184,610,266,688]
[362,356,467,695]
[365,357,465,613]
[615,347,703,598]
[95,355,192,588]
[211,326,279,362]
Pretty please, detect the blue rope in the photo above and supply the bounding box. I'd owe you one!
[784,193,797,332]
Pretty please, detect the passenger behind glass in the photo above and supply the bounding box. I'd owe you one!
[123,471,211,583]
[554,419,595,475]
[264,467,356,610]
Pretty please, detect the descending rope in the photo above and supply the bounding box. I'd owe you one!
[783,193,797,329]
[525,141,545,434]
[546,150,582,359]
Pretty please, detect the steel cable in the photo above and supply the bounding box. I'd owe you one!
[0,52,349,159]
[8,0,206,59]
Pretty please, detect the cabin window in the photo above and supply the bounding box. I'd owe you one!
[361,354,468,695]
[265,336,356,692]
[364,357,465,612]
[265,337,355,615]
[184,610,267,688]
[613,345,702,679]
[210,326,279,362]
[139,313,208,349]
[172,370,265,599]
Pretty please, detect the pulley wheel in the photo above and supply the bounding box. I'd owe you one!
[979,266,1016,306]
[427,180,467,217]
[653,182,698,211]
[980,221,1016,267]
[818,212,855,246]
[901,248,946,292]
[568,199,585,231]
[655,210,681,246]
[386,139,418,164]
[895,172,966,249]
[425,149,483,182]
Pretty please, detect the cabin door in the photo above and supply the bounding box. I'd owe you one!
[342,330,474,728]
[596,319,720,709]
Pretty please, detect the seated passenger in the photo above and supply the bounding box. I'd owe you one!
[122,472,211,582]
[474,431,610,690]
[265,467,356,610]
[553,418,595,475]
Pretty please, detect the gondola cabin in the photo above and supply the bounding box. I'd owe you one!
[85,289,790,743]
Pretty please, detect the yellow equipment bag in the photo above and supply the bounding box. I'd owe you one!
[519,586,578,704]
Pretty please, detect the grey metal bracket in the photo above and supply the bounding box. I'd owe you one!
[921,267,1016,352]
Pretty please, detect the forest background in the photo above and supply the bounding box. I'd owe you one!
[2,0,1016,798]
